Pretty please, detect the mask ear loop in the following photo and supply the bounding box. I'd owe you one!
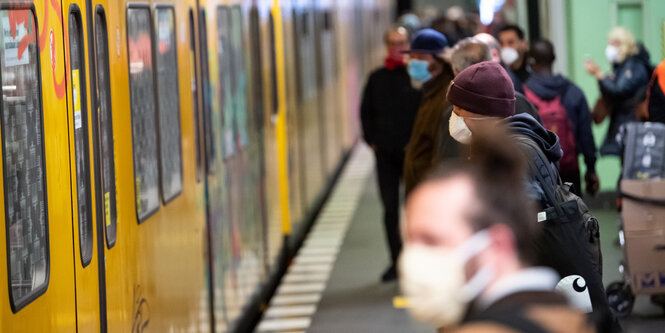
[454,230,494,301]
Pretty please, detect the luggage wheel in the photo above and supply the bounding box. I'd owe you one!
[606,281,635,318]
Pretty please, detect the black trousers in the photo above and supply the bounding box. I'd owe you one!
[375,150,404,267]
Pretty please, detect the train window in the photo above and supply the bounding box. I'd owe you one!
[189,8,202,182]
[199,9,215,174]
[94,7,116,247]
[230,6,248,147]
[323,10,331,31]
[216,6,234,158]
[127,7,159,222]
[249,7,264,130]
[301,11,309,36]
[154,7,183,203]
[0,9,49,311]
[69,8,93,266]
[268,13,278,116]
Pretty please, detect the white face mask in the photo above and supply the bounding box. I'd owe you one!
[449,112,473,144]
[398,231,493,328]
[500,47,519,66]
[605,45,620,64]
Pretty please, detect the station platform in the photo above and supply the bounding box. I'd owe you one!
[255,144,665,333]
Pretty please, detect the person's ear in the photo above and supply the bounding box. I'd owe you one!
[491,49,500,62]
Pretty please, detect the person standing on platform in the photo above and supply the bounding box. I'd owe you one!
[498,25,531,85]
[400,129,595,333]
[474,32,525,94]
[403,29,454,197]
[437,37,540,161]
[584,27,651,156]
[360,26,421,282]
[525,39,599,196]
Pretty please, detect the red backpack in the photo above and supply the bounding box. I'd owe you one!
[524,88,579,172]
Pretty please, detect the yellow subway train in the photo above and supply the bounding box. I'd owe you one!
[0,0,390,331]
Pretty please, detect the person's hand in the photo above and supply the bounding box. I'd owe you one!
[584,60,604,79]
[585,172,600,196]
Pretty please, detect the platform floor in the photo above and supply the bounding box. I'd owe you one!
[256,144,665,333]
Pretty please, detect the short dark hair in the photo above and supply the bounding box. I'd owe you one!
[498,24,525,40]
[529,39,556,66]
[423,127,540,265]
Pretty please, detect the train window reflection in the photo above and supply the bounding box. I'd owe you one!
[127,7,159,222]
[69,9,93,266]
[231,6,248,148]
[95,8,117,247]
[154,7,183,202]
[0,9,49,311]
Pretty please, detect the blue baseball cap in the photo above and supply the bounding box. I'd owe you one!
[402,29,448,54]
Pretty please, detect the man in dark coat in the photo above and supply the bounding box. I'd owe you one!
[403,29,454,197]
[498,25,531,84]
[360,26,421,282]
[525,39,599,196]
[437,37,540,161]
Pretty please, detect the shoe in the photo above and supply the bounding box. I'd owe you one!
[381,265,397,283]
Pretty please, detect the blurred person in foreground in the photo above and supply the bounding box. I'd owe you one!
[403,29,454,197]
[525,39,599,196]
[360,26,421,282]
[498,24,531,84]
[400,128,595,333]
[437,37,540,161]
[585,27,651,155]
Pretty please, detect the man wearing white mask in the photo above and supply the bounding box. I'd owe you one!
[498,25,530,84]
[400,129,595,332]
[403,29,454,196]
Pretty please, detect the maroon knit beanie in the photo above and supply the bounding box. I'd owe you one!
[446,61,516,118]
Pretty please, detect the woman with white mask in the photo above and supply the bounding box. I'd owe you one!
[400,129,596,333]
[585,27,652,156]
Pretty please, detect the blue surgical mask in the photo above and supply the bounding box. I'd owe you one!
[408,59,432,83]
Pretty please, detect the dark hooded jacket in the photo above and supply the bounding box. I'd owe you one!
[508,113,563,206]
[525,73,597,173]
[598,48,651,155]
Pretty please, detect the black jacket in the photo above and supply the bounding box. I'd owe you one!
[598,50,651,155]
[437,93,541,161]
[525,73,597,173]
[360,66,421,153]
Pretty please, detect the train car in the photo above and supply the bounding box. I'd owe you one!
[0,0,390,331]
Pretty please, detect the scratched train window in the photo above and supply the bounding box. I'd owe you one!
[230,6,248,148]
[95,8,116,247]
[69,10,93,266]
[154,8,182,202]
[127,8,159,222]
[216,6,233,158]
[0,9,49,310]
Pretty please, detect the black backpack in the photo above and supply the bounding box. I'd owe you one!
[514,135,621,333]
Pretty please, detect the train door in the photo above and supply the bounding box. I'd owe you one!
[0,1,78,331]
[61,0,110,331]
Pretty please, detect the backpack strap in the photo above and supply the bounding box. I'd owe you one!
[469,308,552,333]
[513,135,562,210]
